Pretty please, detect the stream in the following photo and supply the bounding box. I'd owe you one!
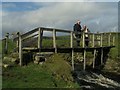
[73,62,120,90]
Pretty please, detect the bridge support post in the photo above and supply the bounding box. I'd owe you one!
[71,32,74,70]
[83,49,86,70]
[19,34,22,66]
[101,48,103,65]
[53,29,57,53]
[72,49,74,71]
[93,49,96,69]
[4,33,9,54]
[38,28,43,49]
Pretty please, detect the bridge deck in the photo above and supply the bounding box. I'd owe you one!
[22,46,115,53]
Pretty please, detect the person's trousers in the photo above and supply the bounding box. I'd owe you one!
[85,37,89,47]
[75,34,81,46]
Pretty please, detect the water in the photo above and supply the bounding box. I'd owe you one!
[74,71,120,89]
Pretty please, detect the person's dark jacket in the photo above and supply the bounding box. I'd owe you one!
[73,23,82,33]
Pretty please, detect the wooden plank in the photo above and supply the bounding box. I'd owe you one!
[19,35,22,66]
[40,27,53,32]
[53,29,57,53]
[41,27,71,33]
[22,34,38,41]
[55,29,71,33]
[21,28,38,38]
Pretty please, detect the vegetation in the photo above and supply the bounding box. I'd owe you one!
[1,32,120,88]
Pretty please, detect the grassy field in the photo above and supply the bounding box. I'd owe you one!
[2,54,80,88]
[1,32,120,89]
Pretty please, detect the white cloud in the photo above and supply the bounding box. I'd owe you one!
[2,0,119,2]
[2,2,118,37]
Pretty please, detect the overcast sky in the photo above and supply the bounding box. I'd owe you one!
[1,1,119,38]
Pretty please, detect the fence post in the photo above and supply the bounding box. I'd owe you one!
[53,29,57,53]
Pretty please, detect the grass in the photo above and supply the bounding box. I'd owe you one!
[3,64,55,88]
[2,54,80,88]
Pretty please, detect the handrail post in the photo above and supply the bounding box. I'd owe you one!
[92,34,95,47]
[38,28,42,49]
[70,32,73,48]
[16,32,19,52]
[100,34,103,47]
[108,33,111,46]
[83,32,85,48]
[113,36,115,46]
[53,29,57,53]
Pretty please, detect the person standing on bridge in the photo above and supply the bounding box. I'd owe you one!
[83,25,90,47]
[73,20,82,47]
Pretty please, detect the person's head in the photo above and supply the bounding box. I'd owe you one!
[77,20,81,25]
[83,25,87,29]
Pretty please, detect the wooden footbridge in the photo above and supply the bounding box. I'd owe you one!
[3,27,115,70]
